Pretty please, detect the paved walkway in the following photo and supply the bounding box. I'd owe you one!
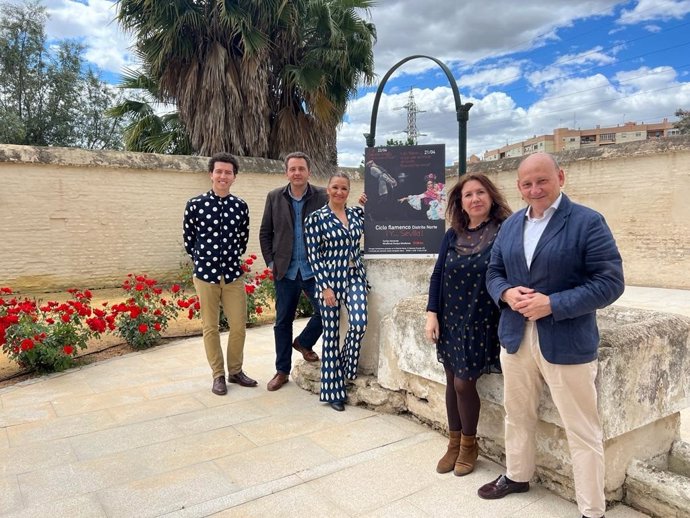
[2,286,687,517]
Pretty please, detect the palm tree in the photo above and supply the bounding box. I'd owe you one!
[114,0,376,172]
[106,68,193,155]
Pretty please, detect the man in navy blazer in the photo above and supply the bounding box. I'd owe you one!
[477,153,624,518]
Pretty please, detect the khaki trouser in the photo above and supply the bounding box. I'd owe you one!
[193,276,246,379]
[501,321,605,518]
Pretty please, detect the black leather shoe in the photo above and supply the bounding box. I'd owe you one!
[478,475,529,500]
[582,515,605,518]
[227,370,258,387]
[212,376,227,395]
[330,401,345,412]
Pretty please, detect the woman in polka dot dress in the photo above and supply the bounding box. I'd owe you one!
[305,172,369,412]
[426,173,512,476]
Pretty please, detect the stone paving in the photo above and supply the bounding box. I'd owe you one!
[1,286,687,517]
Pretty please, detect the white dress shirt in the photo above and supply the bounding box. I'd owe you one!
[523,193,563,269]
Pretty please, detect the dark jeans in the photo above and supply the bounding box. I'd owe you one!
[273,273,322,374]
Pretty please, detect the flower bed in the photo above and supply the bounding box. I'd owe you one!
[0,254,283,373]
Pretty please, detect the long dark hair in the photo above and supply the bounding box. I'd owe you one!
[447,173,512,233]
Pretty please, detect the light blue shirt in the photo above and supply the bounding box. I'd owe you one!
[285,188,314,281]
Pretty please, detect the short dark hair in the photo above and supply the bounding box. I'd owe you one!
[283,151,312,172]
[208,152,239,174]
[447,173,512,233]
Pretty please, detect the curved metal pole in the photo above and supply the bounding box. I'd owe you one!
[364,55,473,175]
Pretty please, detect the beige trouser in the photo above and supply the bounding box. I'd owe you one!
[193,276,246,379]
[501,321,605,518]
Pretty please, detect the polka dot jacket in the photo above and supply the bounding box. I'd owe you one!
[304,205,368,298]
[183,190,249,284]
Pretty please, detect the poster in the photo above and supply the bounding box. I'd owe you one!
[364,144,445,257]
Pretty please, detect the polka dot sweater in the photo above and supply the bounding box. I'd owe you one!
[183,190,249,284]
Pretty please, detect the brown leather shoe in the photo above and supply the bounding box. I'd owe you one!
[292,339,319,362]
[478,475,529,500]
[212,376,227,395]
[267,372,289,391]
[227,370,258,387]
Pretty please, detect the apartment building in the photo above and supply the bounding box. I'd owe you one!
[484,119,680,161]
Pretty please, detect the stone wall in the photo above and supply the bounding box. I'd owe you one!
[1,136,689,291]
[461,136,690,290]
[0,145,362,292]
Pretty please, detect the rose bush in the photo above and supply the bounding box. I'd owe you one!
[0,287,109,372]
[180,254,276,325]
[110,274,184,350]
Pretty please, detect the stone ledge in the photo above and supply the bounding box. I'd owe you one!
[625,444,690,518]
[0,144,284,174]
[291,360,406,415]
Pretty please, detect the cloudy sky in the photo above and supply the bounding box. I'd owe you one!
[38,0,690,166]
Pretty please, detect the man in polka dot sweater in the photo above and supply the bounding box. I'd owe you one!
[183,152,258,395]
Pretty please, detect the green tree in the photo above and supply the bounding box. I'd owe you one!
[675,109,690,135]
[115,0,376,172]
[0,0,123,149]
[386,137,415,146]
[107,68,192,155]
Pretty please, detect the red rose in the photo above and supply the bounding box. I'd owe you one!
[256,306,263,314]
[46,317,55,324]
[154,322,162,331]
[135,283,145,291]
[135,275,145,282]
[138,323,148,334]
[251,254,257,260]
[20,338,34,351]
[171,284,181,294]
[154,309,162,316]
[129,307,141,319]
[245,258,254,266]
[61,313,71,323]
[87,317,107,334]
[63,345,74,355]
[84,290,92,299]
[0,287,13,294]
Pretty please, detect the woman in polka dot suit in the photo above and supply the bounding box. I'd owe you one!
[305,172,368,412]
[426,173,512,476]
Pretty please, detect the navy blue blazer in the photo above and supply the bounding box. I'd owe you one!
[486,194,624,365]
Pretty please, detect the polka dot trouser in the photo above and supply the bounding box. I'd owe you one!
[319,274,368,403]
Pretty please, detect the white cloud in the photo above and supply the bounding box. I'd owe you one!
[618,0,690,24]
[369,0,621,77]
[43,0,134,74]
[457,64,522,95]
[526,47,617,87]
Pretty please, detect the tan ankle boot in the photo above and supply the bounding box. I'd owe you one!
[454,433,478,476]
[436,430,462,473]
